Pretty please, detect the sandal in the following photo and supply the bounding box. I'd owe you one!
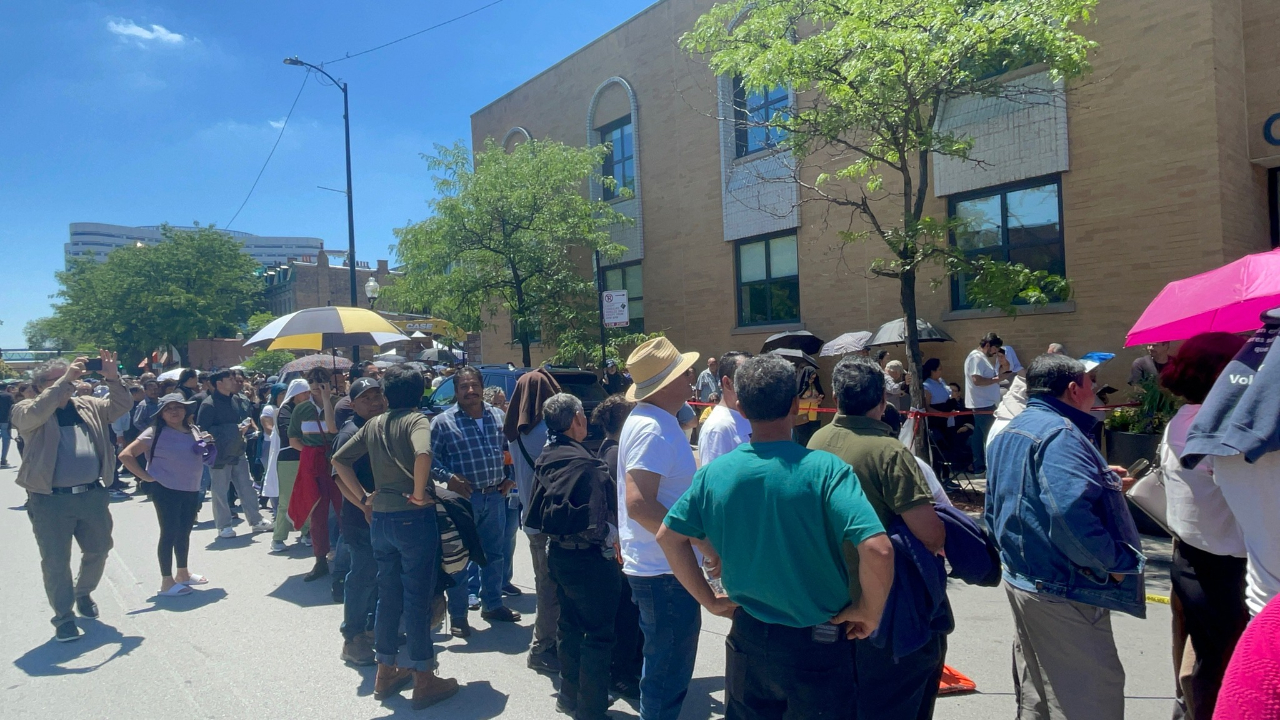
[160,584,193,597]
[179,574,208,586]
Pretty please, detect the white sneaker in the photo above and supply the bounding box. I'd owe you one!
[301,535,313,547]
[218,527,236,539]
[250,521,273,533]
[269,541,287,554]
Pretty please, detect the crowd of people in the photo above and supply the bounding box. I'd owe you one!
[3,321,1279,719]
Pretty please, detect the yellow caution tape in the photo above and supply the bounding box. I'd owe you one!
[1147,594,1171,605]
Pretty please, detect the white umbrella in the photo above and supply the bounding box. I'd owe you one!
[157,367,185,381]
[410,331,428,338]
[820,331,873,357]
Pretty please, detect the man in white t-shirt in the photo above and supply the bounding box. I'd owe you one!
[963,332,1014,473]
[697,351,753,467]
[617,337,713,720]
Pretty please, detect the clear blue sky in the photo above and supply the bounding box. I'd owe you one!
[0,0,657,348]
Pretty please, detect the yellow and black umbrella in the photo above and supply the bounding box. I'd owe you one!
[244,306,409,351]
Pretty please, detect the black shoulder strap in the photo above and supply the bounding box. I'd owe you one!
[515,434,536,469]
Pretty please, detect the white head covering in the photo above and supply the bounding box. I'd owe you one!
[282,378,310,405]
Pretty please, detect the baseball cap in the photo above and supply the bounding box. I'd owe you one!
[1078,352,1116,373]
[349,377,382,401]
[604,359,617,368]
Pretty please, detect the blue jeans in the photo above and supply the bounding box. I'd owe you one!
[971,407,995,472]
[0,422,11,464]
[341,501,376,640]
[629,573,701,720]
[446,490,508,619]
[370,509,440,671]
[503,500,520,586]
[199,465,211,503]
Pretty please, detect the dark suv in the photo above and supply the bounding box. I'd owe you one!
[421,365,609,450]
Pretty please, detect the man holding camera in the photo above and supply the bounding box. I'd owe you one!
[11,351,133,642]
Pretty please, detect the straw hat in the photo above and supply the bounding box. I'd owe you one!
[625,337,700,401]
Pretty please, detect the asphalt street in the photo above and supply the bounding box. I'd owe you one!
[0,460,1177,720]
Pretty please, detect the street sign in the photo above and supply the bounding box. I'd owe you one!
[602,290,630,328]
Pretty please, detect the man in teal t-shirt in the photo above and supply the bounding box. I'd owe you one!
[657,354,893,720]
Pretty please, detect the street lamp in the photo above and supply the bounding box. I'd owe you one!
[283,55,361,362]
[364,276,380,308]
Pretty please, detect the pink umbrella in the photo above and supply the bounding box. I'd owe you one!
[1126,248,1280,346]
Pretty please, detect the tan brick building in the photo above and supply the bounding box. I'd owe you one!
[262,251,397,317]
[470,0,1279,392]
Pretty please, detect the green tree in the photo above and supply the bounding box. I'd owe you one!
[246,312,277,335]
[23,316,77,351]
[242,348,296,376]
[386,139,629,368]
[683,0,1092,411]
[52,224,262,365]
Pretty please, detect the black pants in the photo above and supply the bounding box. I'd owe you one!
[548,546,621,720]
[612,572,644,685]
[725,609,854,720]
[152,483,200,577]
[853,633,947,720]
[1170,540,1249,719]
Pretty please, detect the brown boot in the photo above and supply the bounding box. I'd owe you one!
[373,663,413,700]
[411,669,460,710]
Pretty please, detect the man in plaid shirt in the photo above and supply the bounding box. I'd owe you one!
[431,365,521,637]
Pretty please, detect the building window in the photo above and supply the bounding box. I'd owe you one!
[734,77,789,157]
[599,116,634,201]
[511,315,542,345]
[736,232,800,326]
[603,262,644,333]
[949,176,1065,310]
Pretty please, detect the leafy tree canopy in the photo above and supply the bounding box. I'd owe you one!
[683,0,1095,412]
[246,312,277,335]
[386,138,629,367]
[23,316,78,351]
[242,348,296,376]
[51,224,262,365]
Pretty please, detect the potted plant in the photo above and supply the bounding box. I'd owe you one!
[1103,376,1179,468]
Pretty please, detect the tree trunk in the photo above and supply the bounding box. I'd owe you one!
[520,337,532,369]
[899,267,926,453]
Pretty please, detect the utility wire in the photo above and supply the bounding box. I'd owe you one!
[226,71,309,230]
[323,0,507,65]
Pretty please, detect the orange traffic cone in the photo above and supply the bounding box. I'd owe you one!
[938,665,978,695]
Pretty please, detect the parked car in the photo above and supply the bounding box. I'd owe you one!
[422,364,609,450]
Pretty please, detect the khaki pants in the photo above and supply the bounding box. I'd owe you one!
[27,486,115,627]
[272,460,301,543]
[1007,584,1126,720]
[528,532,560,656]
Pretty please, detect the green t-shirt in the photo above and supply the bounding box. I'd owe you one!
[806,414,934,528]
[288,400,330,447]
[331,409,433,513]
[663,440,885,628]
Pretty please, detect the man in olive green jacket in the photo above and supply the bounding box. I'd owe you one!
[12,352,132,642]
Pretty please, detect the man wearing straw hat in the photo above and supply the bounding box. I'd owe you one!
[616,337,716,720]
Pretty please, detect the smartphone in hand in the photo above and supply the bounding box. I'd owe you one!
[84,359,104,372]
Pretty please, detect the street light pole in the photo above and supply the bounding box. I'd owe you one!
[284,56,361,363]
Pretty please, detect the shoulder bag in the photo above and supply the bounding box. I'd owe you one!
[1125,449,1173,537]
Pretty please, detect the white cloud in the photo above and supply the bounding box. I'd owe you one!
[268,118,286,129]
[107,19,186,46]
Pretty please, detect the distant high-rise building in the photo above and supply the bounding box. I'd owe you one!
[65,222,325,269]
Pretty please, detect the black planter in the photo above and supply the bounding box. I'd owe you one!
[1104,430,1160,469]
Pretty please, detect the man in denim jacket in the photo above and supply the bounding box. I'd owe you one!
[986,354,1145,720]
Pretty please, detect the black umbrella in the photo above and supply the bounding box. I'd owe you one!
[768,348,819,368]
[760,330,826,355]
[417,347,460,365]
[867,318,954,347]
